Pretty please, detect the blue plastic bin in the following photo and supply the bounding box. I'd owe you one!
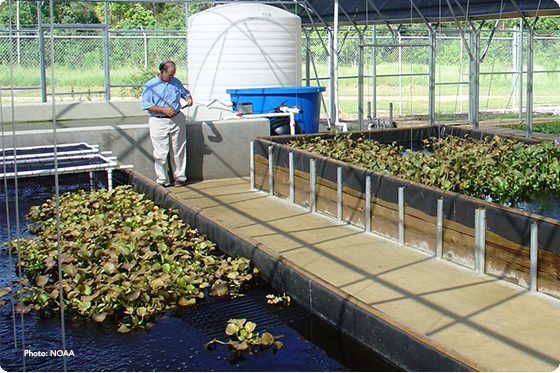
[226,86,326,134]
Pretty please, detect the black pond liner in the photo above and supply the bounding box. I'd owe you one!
[0,174,398,372]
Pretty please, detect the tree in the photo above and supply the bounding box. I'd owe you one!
[94,2,156,29]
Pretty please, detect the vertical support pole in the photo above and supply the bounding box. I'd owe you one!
[468,28,480,130]
[249,141,255,191]
[103,3,110,101]
[358,30,364,131]
[330,1,340,127]
[309,158,316,213]
[372,25,377,118]
[185,1,189,83]
[530,221,539,292]
[526,25,534,139]
[474,207,486,274]
[37,1,47,103]
[289,152,295,203]
[268,145,274,196]
[518,19,524,123]
[305,30,311,86]
[89,171,95,191]
[436,197,444,258]
[398,186,404,245]
[107,169,113,190]
[365,176,371,232]
[337,167,343,222]
[389,103,393,126]
[428,27,436,126]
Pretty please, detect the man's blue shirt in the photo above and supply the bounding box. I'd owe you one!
[141,76,190,113]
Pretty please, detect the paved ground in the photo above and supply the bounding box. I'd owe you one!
[168,175,560,372]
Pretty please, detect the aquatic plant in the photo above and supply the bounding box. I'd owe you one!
[509,120,560,135]
[289,134,560,204]
[0,287,11,307]
[205,318,283,360]
[3,185,258,332]
[266,293,290,306]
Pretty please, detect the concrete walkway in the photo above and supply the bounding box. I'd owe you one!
[168,177,560,372]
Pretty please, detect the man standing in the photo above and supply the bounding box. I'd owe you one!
[142,60,193,187]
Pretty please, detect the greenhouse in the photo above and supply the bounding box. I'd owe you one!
[2,0,560,372]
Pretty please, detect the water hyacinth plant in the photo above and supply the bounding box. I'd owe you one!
[3,185,258,332]
[289,134,560,204]
[205,318,283,361]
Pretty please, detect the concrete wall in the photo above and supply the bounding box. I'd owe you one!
[2,100,147,123]
[2,101,270,181]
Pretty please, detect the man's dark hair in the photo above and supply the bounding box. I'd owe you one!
[159,61,175,72]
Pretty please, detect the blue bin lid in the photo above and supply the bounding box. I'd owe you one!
[226,86,326,94]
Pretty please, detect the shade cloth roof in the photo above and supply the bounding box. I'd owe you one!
[297,0,560,26]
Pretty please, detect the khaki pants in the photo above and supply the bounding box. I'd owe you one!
[148,113,187,184]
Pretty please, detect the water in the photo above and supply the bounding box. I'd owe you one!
[0,175,398,372]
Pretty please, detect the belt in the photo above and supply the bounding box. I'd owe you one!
[151,114,171,119]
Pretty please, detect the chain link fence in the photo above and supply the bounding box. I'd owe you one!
[0,28,187,103]
[3,24,560,122]
[304,26,560,122]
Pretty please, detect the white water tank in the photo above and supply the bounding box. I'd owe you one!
[187,3,302,108]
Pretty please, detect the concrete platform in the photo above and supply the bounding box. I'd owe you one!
[166,177,560,372]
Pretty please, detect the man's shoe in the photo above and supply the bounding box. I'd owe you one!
[157,181,169,187]
[174,180,187,187]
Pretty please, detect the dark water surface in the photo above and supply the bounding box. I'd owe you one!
[0,175,397,372]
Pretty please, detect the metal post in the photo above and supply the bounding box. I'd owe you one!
[474,208,486,274]
[398,186,404,245]
[310,159,316,213]
[518,20,524,123]
[358,30,364,131]
[337,167,343,222]
[365,176,371,232]
[37,1,47,103]
[140,25,148,70]
[530,222,539,292]
[107,169,113,190]
[185,1,189,83]
[468,29,480,130]
[428,27,436,125]
[250,141,255,191]
[268,146,274,196]
[372,25,377,118]
[305,30,311,86]
[331,0,339,126]
[397,31,402,114]
[389,103,393,126]
[526,25,534,139]
[436,197,443,258]
[289,152,294,203]
[89,171,95,191]
[103,3,110,100]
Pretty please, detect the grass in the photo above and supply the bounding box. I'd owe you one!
[3,62,560,119]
